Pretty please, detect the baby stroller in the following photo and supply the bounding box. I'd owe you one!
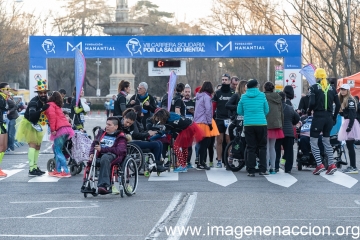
[47,131,92,176]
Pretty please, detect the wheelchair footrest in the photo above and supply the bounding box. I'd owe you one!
[81,186,96,194]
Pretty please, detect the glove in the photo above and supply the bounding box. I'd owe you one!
[41,103,50,112]
[346,127,352,132]
[208,124,213,131]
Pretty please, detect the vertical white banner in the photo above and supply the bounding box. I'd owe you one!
[283,69,302,109]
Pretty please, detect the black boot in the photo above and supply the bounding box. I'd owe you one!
[155,161,169,172]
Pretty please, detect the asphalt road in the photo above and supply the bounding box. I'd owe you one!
[1,113,360,240]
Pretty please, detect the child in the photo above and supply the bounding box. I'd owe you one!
[153,108,204,173]
[45,92,75,178]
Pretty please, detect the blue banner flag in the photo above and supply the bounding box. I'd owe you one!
[75,48,86,106]
[167,71,177,112]
[299,64,316,86]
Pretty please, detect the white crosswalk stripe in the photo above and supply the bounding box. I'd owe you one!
[264,169,298,188]
[0,169,24,181]
[28,171,61,182]
[205,168,237,187]
[320,171,358,188]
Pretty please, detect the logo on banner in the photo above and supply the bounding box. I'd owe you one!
[216,41,232,51]
[289,73,296,80]
[42,39,55,54]
[275,38,288,53]
[126,38,142,55]
[67,42,82,51]
[34,74,42,80]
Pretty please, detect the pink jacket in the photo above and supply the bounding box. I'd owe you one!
[45,102,71,132]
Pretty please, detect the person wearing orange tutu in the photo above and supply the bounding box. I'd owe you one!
[153,108,204,173]
[338,84,360,174]
[193,81,220,170]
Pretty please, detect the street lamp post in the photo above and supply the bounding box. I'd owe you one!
[95,58,101,96]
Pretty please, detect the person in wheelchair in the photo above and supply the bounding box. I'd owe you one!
[119,108,168,173]
[88,117,128,195]
[298,114,324,164]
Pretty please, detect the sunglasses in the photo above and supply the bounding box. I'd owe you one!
[1,88,11,91]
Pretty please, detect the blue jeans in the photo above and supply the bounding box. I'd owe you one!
[132,140,163,161]
[7,119,16,151]
[54,134,69,173]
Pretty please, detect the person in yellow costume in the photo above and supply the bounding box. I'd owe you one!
[16,79,50,177]
[307,68,341,175]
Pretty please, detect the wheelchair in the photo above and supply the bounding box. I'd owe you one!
[81,150,138,198]
[223,125,246,172]
[296,132,348,171]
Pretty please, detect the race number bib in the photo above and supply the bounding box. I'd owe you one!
[224,119,231,128]
[185,114,193,121]
[80,113,85,122]
[301,123,311,133]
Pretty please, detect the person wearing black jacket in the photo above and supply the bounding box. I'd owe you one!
[120,108,168,173]
[6,96,19,151]
[170,83,186,116]
[337,84,360,174]
[113,80,131,117]
[308,68,340,175]
[0,83,10,177]
[16,80,51,176]
[297,88,310,114]
[213,74,234,168]
[283,85,294,106]
[129,82,157,130]
[183,84,195,168]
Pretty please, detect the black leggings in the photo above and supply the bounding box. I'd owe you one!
[199,137,211,165]
[208,136,215,163]
[346,140,356,168]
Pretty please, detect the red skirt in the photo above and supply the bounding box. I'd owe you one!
[174,123,205,148]
[267,128,284,139]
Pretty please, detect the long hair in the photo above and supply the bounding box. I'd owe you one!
[338,90,357,111]
[153,109,170,124]
[48,91,63,107]
[199,81,214,94]
[236,80,247,96]
[118,80,130,92]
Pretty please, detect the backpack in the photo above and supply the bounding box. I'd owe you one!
[71,132,93,164]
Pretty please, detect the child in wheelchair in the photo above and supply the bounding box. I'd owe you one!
[87,117,129,195]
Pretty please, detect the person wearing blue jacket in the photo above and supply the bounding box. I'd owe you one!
[237,79,269,177]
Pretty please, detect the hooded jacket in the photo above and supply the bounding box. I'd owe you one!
[193,92,212,125]
[237,88,269,126]
[264,91,283,129]
[281,100,300,137]
[45,102,71,132]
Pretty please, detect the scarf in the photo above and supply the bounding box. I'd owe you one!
[120,91,128,96]
[138,92,149,101]
[0,92,8,101]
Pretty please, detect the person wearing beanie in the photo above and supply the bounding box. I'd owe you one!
[129,82,157,130]
[308,68,340,175]
[183,84,196,168]
[283,85,294,106]
[212,73,234,168]
[237,79,269,176]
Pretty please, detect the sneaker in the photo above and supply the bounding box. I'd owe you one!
[275,168,279,173]
[209,162,213,168]
[125,184,133,193]
[111,185,120,195]
[325,164,337,175]
[187,163,193,169]
[36,167,45,175]
[259,171,269,176]
[269,169,276,174]
[97,186,108,195]
[196,164,210,170]
[313,163,326,175]
[28,169,42,177]
[342,167,359,174]
[216,161,222,168]
[55,172,71,178]
[195,157,199,165]
[48,170,59,176]
[173,166,187,173]
[0,169,7,178]
[247,173,255,177]
[31,124,43,132]
[156,165,169,172]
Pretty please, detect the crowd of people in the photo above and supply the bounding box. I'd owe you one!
[1,66,360,182]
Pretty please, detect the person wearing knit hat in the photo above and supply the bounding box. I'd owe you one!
[237,78,269,176]
[183,83,196,168]
[308,67,341,175]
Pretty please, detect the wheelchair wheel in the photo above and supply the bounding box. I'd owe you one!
[47,158,56,172]
[76,163,83,174]
[223,141,245,172]
[122,157,138,197]
[127,143,144,172]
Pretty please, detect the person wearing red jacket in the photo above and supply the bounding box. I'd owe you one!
[45,91,75,178]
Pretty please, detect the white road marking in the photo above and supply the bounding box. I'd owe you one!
[320,171,358,188]
[205,168,237,187]
[11,201,96,204]
[355,200,360,205]
[167,192,198,240]
[28,172,61,182]
[264,169,298,188]
[0,169,24,181]
[148,171,179,181]
[12,163,27,169]
[146,193,182,239]
[26,203,99,218]
[0,234,141,238]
